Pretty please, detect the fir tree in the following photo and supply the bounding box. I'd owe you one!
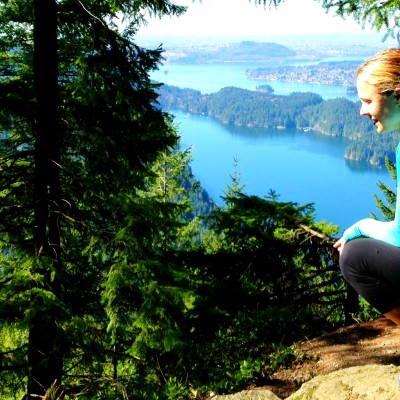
[0,0,187,397]
[371,156,397,221]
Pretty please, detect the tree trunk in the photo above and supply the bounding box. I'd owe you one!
[28,0,63,397]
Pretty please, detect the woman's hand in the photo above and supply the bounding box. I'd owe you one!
[333,237,346,255]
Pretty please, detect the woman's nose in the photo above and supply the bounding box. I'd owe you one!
[359,103,369,116]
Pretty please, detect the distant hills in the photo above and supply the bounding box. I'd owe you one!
[217,41,296,60]
[151,36,393,65]
[137,33,400,67]
[162,41,297,63]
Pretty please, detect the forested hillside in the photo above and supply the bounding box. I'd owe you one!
[157,84,399,166]
[161,41,297,63]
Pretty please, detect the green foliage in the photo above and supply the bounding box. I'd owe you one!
[0,0,194,397]
[153,177,344,397]
[354,298,382,323]
[0,323,27,399]
[256,84,275,94]
[164,377,207,400]
[158,85,323,129]
[224,357,263,390]
[267,343,297,373]
[257,0,400,41]
[371,155,397,221]
[320,0,400,40]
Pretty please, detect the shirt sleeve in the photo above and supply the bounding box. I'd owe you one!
[341,143,400,247]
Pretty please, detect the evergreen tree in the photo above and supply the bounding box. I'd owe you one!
[255,0,400,40]
[176,176,344,391]
[320,0,400,40]
[0,0,187,397]
[371,156,397,221]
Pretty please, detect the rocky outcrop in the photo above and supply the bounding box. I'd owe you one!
[212,364,400,400]
[212,389,281,400]
[286,364,400,400]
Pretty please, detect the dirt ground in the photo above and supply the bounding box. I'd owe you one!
[262,317,400,399]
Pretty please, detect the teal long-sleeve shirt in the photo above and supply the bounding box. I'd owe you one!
[342,142,400,247]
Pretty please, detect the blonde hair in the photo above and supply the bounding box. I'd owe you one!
[356,48,400,92]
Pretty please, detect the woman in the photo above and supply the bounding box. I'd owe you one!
[334,48,400,326]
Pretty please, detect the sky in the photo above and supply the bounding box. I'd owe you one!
[137,0,377,37]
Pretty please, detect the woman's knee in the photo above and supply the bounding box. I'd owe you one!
[339,239,366,280]
[338,238,400,313]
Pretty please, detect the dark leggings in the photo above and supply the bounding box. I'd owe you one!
[339,238,400,314]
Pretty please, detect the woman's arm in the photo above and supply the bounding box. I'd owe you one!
[336,143,400,249]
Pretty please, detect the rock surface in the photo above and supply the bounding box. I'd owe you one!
[285,364,400,400]
[211,319,400,399]
[212,364,400,400]
[212,389,281,400]
[264,318,400,398]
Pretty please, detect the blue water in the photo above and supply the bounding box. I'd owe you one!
[152,61,360,101]
[150,61,394,232]
[176,111,392,232]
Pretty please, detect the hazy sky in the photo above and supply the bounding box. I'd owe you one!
[138,0,377,36]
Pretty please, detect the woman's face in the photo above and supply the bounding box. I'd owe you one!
[357,79,400,134]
